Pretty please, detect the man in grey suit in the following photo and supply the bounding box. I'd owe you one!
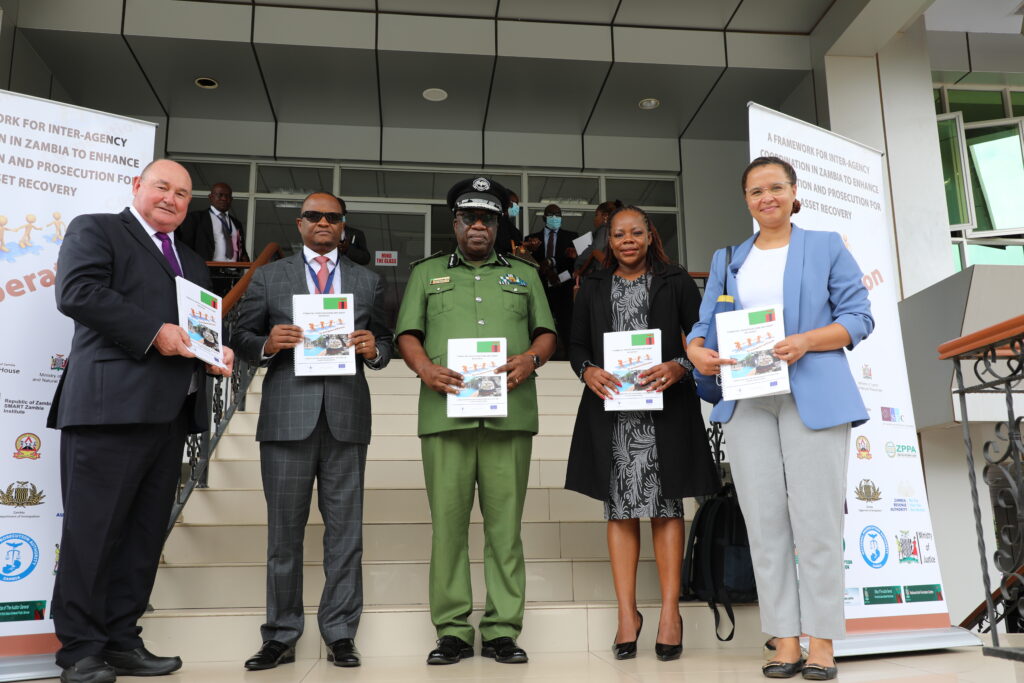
[232,192,393,671]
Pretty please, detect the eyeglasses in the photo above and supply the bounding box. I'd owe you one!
[300,211,344,224]
[745,182,793,199]
[455,211,498,228]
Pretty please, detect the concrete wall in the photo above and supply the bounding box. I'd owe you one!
[680,138,752,272]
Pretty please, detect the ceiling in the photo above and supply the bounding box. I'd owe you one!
[11,0,830,167]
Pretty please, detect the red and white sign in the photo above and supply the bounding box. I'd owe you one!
[375,250,398,267]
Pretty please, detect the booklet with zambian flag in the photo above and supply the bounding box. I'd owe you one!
[715,305,790,401]
[292,293,357,376]
[602,328,663,411]
[447,337,508,418]
[175,276,226,369]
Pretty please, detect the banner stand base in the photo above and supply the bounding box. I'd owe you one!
[0,655,60,682]
[832,627,981,657]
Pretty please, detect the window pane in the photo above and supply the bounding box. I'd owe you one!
[430,204,458,255]
[604,179,677,207]
[934,88,943,115]
[947,90,1005,123]
[965,124,1024,232]
[253,199,303,258]
[528,175,599,205]
[178,161,250,193]
[256,165,333,194]
[1012,92,1024,118]
[966,244,1024,265]
[527,209,596,238]
[340,170,520,200]
[648,212,680,265]
[936,118,970,226]
[952,243,962,272]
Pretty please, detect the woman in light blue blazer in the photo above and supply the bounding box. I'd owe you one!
[686,157,873,681]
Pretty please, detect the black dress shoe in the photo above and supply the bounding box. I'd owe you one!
[326,639,360,668]
[763,659,806,679]
[102,646,182,676]
[481,637,528,664]
[59,656,116,683]
[655,613,683,662]
[612,611,643,660]
[801,662,838,680]
[427,635,473,665]
[244,640,295,671]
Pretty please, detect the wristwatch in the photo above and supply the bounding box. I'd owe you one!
[529,353,542,368]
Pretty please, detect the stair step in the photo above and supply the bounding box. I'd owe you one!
[213,433,573,461]
[177,488,616,525]
[153,557,664,609]
[225,411,577,436]
[203,457,570,490]
[163,521,658,564]
[136,602,763,662]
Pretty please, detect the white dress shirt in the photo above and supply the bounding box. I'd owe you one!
[209,206,238,261]
[302,246,340,294]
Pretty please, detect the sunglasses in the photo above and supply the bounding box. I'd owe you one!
[455,211,499,228]
[300,211,344,224]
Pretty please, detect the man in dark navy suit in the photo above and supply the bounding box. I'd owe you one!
[48,159,234,683]
[177,182,249,263]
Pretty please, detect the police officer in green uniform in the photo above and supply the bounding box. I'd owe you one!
[395,177,556,666]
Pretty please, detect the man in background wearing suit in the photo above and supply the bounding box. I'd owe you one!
[233,192,393,671]
[177,182,249,263]
[49,159,234,683]
[526,203,578,359]
[336,197,371,266]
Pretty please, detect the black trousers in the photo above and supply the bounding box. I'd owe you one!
[546,282,574,360]
[52,410,188,668]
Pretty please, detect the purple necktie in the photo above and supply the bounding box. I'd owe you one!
[155,232,183,277]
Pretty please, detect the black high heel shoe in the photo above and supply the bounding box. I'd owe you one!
[655,613,683,661]
[612,611,643,660]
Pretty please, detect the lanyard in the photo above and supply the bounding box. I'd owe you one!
[302,253,338,295]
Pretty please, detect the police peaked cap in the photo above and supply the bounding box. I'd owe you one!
[446,177,511,214]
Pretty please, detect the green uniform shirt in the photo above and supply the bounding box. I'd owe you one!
[395,248,556,436]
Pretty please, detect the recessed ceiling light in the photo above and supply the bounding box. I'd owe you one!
[422,87,448,102]
[638,97,660,110]
[194,77,219,90]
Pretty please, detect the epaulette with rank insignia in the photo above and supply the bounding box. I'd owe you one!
[408,250,446,269]
[506,253,540,269]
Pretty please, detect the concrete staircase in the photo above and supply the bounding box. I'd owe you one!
[146,362,760,662]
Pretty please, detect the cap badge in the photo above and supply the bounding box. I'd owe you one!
[472,177,491,192]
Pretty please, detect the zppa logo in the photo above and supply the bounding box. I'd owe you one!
[885,441,918,458]
[859,525,889,569]
[12,433,42,460]
[0,532,40,582]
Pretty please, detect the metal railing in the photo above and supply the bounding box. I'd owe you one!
[939,314,1024,661]
[165,242,283,537]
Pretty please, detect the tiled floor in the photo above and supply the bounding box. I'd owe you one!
[35,646,1019,682]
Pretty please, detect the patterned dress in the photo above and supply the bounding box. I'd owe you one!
[604,273,684,520]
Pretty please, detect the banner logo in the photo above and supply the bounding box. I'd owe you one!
[0,481,45,508]
[895,530,921,564]
[0,600,46,621]
[861,364,872,380]
[885,441,918,458]
[904,584,944,603]
[855,435,872,460]
[881,406,904,423]
[859,525,889,569]
[854,479,882,503]
[863,585,903,605]
[50,353,67,372]
[0,532,40,581]
[12,433,42,460]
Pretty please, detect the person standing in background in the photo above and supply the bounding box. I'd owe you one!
[526,203,578,359]
[177,182,249,263]
[336,197,371,266]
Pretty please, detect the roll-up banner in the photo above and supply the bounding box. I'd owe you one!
[0,89,155,681]
[747,103,978,656]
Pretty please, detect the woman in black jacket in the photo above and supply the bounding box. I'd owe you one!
[566,206,718,662]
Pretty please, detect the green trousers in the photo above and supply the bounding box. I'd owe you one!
[421,427,532,643]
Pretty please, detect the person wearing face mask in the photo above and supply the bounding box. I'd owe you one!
[495,189,524,255]
[526,204,578,359]
[336,197,371,266]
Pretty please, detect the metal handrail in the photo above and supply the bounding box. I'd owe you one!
[165,242,283,536]
[941,316,1024,661]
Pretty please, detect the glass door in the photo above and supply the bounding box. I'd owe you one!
[343,202,430,330]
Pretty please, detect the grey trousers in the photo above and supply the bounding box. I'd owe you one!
[724,394,851,640]
[259,411,367,646]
